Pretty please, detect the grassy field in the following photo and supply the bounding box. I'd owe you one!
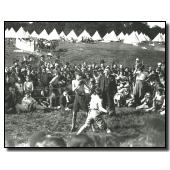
[5,40,165,67]
[5,40,166,147]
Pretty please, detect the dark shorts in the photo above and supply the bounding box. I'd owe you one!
[73,94,88,113]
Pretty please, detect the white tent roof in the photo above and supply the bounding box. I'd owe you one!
[30,30,39,38]
[66,30,78,40]
[92,31,102,41]
[152,33,164,42]
[7,27,17,38]
[103,33,111,42]
[109,30,119,41]
[16,27,27,38]
[103,30,118,42]
[48,29,60,40]
[117,32,125,40]
[78,30,91,41]
[143,34,150,41]
[160,33,165,42]
[60,31,67,39]
[25,31,30,38]
[38,29,49,39]
[162,34,165,41]
[124,31,140,45]
[123,33,129,40]
[138,32,147,42]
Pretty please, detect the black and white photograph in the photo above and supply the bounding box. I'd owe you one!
[4,21,166,148]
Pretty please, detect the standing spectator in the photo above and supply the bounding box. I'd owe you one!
[71,72,89,132]
[23,76,34,94]
[133,64,146,105]
[99,67,117,115]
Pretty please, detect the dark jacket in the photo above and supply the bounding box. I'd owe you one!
[99,75,117,95]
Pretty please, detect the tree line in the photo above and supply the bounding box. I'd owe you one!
[5,22,165,39]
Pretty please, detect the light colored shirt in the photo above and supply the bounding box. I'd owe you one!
[72,79,80,92]
[89,94,107,113]
[136,71,146,81]
[15,82,24,93]
[24,81,34,92]
[22,96,36,107]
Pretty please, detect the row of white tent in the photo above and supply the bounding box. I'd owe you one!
[5,27,165,44]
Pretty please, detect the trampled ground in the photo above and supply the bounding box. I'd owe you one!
[5,40,166,147]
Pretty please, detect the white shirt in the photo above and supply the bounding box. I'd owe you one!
[72,79,80,92]
[24,81,34,92]
[15,82,24,93]
[89,94,107,113]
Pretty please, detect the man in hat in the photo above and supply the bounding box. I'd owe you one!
[99,67,117,115]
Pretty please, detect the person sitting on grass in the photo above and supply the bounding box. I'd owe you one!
[136,92,152,111]
[114,79,130,107]
[126,94,135,107]
[15,92,47,113]
[145,88,165,112]
[77,88,111,135]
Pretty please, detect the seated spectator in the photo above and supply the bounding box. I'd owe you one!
[136,92,152,110]
[145,88,165,112]
[126,94,135,107]
[15,92,46,113]
[59,90,74,111]
[114,79,130,107]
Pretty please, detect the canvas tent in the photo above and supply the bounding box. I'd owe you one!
[60,31,67,39]
[16,38,35,52]
[109,30,119,41]
[124,31,140,45]
[152,33,164,42]
[48,29,60,40]
[78,30,91,41]
[92,31,102,41]
[7,28,16,38]
[161,33,165,42]
[124,33,129,39]
[16,27,27,38]
[66,30,78,41]
[117,32,125,40]
[144,34,150,41]
[25,31,30,38]
[138,32,147,42]
[103,30,118,42]
[38,29,49,39]
[102,33,109,42]
[103,33,111,42]
[30,31,39,38]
